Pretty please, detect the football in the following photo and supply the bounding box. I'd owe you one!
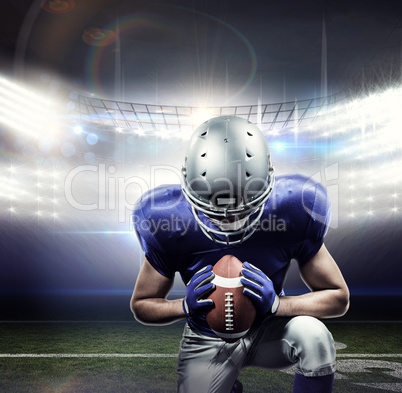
[206,255,256,342]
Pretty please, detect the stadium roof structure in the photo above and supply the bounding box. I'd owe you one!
[69,90,348,136]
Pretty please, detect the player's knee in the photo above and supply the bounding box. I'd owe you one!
[286,316,335,370]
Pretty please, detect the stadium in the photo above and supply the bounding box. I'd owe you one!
[0,1,401,392]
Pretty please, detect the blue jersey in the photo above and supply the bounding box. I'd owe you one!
[132,174,331,336]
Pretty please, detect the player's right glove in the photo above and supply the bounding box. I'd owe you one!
[182,265,216,317]
[241,262,280,317]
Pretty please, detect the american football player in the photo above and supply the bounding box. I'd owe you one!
[131,116,349,393]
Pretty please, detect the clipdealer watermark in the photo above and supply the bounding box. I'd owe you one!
[63,162,339,230]
[64,164,182,223]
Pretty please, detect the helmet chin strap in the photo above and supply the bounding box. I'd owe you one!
[208,215,250,231]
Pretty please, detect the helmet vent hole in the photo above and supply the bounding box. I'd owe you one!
[201,171,206,177]
[246,171,251,178]
[247,131,253,137]
[246,152,253,158]
[201,152,207,158]
[200,131,208,137]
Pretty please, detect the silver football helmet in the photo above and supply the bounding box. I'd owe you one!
[181,116,274,245]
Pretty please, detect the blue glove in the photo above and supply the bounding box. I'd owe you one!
[241,262,280,317]
[183,265,215,317]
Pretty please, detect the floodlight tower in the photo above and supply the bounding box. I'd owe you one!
[321,16,328,99]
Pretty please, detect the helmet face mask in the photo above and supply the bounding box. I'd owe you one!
[181,116,275,245]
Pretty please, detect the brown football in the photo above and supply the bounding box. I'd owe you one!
[206,255,256,342]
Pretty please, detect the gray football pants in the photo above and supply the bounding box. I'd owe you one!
[176,315,336,393]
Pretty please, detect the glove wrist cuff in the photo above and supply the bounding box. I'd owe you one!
[182,298,191,317]
[270,295,280,316]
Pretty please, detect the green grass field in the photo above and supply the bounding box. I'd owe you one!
[0,321,400,392]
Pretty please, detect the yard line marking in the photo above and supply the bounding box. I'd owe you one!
[0,354,178,358]
[0,353,401,358]
[336,354,402,358]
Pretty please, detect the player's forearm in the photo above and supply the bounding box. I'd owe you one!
[276,288,349,319]
[131,297,186,325]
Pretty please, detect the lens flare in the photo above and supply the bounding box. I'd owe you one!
[40,0,75,14]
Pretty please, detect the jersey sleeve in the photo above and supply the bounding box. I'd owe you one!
[132,190,176,279]
[295,180,331,265]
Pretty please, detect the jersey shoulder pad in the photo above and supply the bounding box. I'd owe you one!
[295,174,331,227]
[274,174,330,218]
[132,184,192,252]
[271,174,331,237]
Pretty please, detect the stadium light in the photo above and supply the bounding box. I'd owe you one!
[0,76,61,139]
[313,86,402,140]
[74,125,83,134]
[191,108,215,126]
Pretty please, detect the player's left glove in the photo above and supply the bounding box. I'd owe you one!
[240,262,280,317]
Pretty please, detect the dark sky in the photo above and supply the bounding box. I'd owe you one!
[1,0,401,104]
